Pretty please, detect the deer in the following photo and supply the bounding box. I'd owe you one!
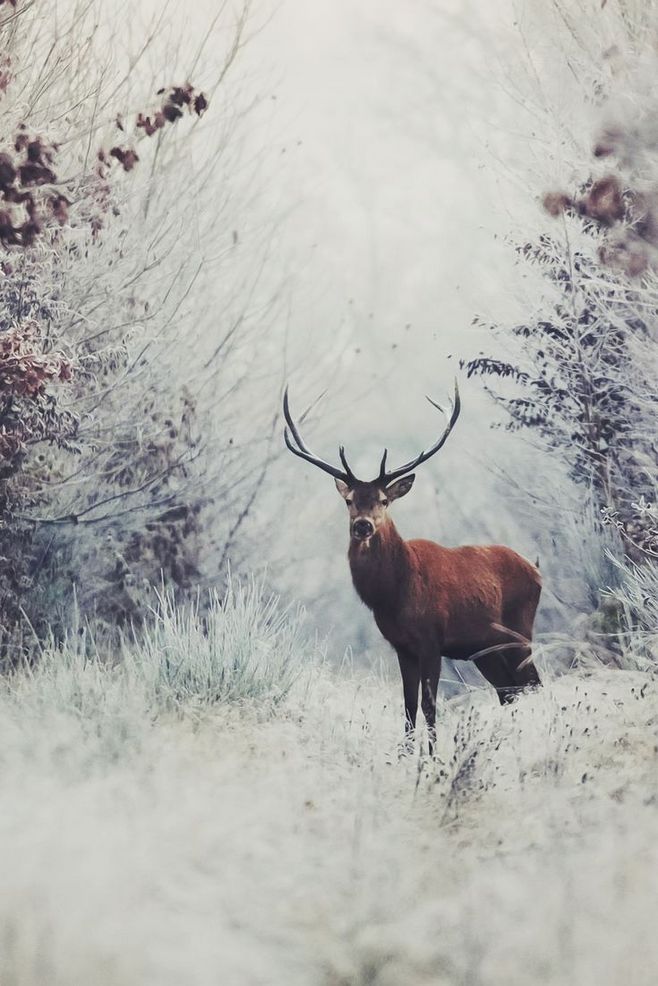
[283,382,542,755]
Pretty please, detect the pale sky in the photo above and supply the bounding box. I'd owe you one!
[135,0,526,417]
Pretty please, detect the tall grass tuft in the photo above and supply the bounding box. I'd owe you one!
[3,577,311,753]
[124,578,309,713]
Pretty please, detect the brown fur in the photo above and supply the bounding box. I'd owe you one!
[340,480,542,753]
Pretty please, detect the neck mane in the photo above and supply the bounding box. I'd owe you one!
[348,519,409,613]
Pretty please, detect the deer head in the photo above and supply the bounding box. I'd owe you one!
[283,382,461,543]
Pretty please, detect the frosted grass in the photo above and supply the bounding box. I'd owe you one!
[0,612,656,985]
[0,578,314,776]
[124,580,309,713]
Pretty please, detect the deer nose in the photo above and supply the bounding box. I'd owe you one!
[352,518,374,540]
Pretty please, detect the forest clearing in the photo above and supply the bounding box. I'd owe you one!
[0,1,656,982]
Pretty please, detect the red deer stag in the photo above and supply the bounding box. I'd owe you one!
[283,383,541,754]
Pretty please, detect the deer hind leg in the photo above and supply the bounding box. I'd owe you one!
[509,645,541,690]
[475,640,540,706]
[500,592,542,693]
[474,652,520,705]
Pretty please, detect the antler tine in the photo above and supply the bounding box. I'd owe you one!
[338,445,356,484]
[283,386,313,454]
[283,386,351,482]
[378,448,388,481]
[381,379,461,484]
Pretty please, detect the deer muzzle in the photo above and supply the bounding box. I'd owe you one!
[352,518,375,541]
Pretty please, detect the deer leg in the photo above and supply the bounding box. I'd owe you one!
[474,648,539,705]
[509,647,541,690]
[474,652,517,705]
[420,653,442,756]
[396,648,420,752]
[499,591,542,690]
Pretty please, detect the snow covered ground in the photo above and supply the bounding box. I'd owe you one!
[1,592,656,985]
[1,4,656,983]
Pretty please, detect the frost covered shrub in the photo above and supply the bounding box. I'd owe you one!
[0,2,256,658]
[466,2,658,647]
[465,184,658,562]
[4,576,308,754]
[605,554,658,667]
[125,579,308,712]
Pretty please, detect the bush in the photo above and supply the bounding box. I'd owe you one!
[7,575,311,740]
[125,579,309,713]
[0,2,266,658]
[464,1,658,650]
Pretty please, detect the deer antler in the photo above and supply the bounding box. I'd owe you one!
[283,387,356,483]
[379,379,461,484]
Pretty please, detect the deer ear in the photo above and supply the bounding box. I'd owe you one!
[335,478,351,498]
[386,474,415,501]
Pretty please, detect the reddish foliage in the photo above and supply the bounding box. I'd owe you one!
[542,191,573,217]
[543,169,658,276]
[169,85,193,107]
[0,209,18,244]
[109,146,139,172]
[19,218,41,246]
[102,83,208,178]
[163,103,183,124]
[136,110,166,137]
[581,176,624,224]
[0,325,73,399]
[0,131,63,245]
[0,152,15,185]
[18,161,56,185]
[194,93,208,116]
[135,83,208,136]
[543,176,624,226]
[0,53,210,650]
[49,194,69,225]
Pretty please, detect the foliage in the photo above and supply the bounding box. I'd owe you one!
[13,575,312,728]
[0,1,262,658]
[124,579,308,712]
[465,184,657,561]
[606,551,658,660]
[465,10,658,592]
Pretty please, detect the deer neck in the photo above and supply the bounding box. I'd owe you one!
[348,519,409,613]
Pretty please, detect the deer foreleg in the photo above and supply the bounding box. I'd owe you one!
[420,653,442,757]
[396,648,420,752]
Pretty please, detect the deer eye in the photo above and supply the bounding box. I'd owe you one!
[346,500,353,508]
[381,498,388,507]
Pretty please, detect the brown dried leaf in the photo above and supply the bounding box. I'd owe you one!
[543,191,572,217]
[194,93,208,116]
[19,162,56,186]
[0,152,16,188]
[109,146,139,172]
[49,194,69,225]
[19,219,41,247]
[162,103,183,123]
[0,209,17,245]
[582,175,624,224]
[169,84,193,106]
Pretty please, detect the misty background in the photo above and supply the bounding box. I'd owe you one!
[167,0,574,654]
[2,4,657,982]
[2,0,637,658]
